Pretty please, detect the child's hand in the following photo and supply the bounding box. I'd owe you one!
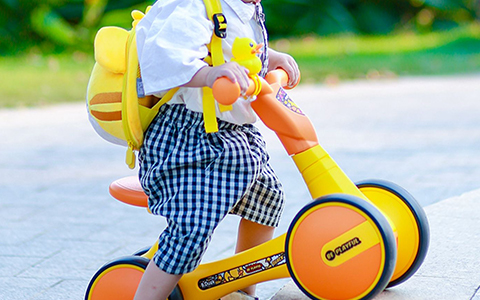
[185,62,250,95]
[205,62,250,95]
[268,48,300,88]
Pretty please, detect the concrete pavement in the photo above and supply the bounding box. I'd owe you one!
[1,74,479,299]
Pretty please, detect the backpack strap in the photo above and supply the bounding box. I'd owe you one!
[202,0,229,133]
[204,0,227,65]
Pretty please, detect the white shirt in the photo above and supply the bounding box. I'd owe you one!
[136,0,267,125]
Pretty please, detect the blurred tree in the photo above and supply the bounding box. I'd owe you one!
[0,0,151,55]
[262,0,479,37]
[0,0,478,55]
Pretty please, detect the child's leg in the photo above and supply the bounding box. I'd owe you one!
[134,260,182,300]
[235,218,275,296]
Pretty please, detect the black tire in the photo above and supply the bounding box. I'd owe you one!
[285,194,397,300]
[85,256,183,300]
[356,179,429,288]
[133,245,151,256]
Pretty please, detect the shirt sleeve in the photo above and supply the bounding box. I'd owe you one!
[136,0,214,95]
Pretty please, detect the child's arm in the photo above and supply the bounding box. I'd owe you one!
[183,49,299,92]
[183,62,251,94]
[267,48,300,88]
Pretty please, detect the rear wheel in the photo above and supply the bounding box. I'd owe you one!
[85,256,148,300]
[285,194,397,300]
[357,179,429,287]
[85,256,183,300]
[133,246,151,256]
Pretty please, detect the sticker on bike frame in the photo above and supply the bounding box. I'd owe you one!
[276,87,304,115]
[198,252,286,290]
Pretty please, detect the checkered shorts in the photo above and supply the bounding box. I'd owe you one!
[138,104,285,274]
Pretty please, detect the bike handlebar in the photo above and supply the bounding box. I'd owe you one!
[212,69,294,106]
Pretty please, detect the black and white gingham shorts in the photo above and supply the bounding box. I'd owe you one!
[138,104,285,274]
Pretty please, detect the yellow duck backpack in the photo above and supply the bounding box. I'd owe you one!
[86,0,228,169]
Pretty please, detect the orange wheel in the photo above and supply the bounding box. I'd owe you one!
[85,256,149,300]
[357,180,429,287]
[285,194,396,300]
[85,256,184,300]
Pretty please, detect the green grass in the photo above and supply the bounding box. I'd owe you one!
[1,23,480,107]
[0,52,94,108]
[293,45,480,83]
[278,23,480,83]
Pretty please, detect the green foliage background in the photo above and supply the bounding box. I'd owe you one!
[0,0,479,55]
[0,0,479,107]
[264,0,479,36]
[0,0,150,54]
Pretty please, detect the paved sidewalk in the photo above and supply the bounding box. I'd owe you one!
[1,74,479,299]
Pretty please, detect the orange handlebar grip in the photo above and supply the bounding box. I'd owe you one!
[212,69,297,105]
[212,77,257,105]
[265,69,288,86]
[265,68,300,90]
[212,77,241,105]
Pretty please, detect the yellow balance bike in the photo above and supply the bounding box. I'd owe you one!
[85,69,429,300]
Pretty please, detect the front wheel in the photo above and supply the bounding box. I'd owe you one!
[285,194,397,300]
[357,179,429,287]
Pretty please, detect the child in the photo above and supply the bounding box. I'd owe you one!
[134,0,299,299]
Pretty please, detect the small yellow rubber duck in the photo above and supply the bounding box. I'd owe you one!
[231,37,263,75]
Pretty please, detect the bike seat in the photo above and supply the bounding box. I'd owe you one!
[109,176,148,208]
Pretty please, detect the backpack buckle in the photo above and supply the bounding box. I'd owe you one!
[213,13,227,38]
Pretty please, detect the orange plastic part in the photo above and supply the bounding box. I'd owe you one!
[212,77,242,105]
[265,68,300,89]
[289,205,383,300]
[264,69,288,87]
[212,69,287,106]
[89,265,144,299]
[213,69,317,155]
[251,82,318,155]
[109,176,148,207]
